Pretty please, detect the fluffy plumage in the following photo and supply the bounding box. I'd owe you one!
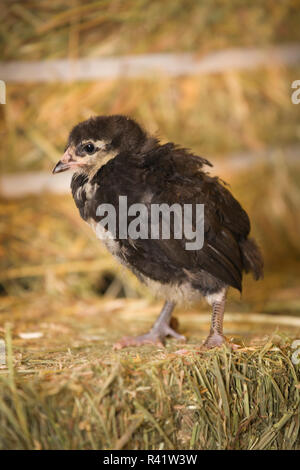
[53,114,263,349]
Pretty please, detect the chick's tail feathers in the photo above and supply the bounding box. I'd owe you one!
[240,237,264,280]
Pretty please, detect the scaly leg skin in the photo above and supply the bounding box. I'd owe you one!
[202,291,240,350]
[202,292,227,350]
[113,301,186,350]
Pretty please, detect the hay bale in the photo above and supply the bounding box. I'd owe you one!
[0,315,299,450]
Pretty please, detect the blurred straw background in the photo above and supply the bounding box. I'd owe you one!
[0,0,300,450]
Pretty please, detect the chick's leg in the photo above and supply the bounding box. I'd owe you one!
[114,301,185,349]
[203,291,226,349]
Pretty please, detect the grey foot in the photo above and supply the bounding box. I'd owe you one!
[202,333,241,350]
[202,332,226,349]
[113,325,186,350]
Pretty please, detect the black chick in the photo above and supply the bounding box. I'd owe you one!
[53,115,263,349]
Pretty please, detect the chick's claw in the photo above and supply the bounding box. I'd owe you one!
[113,327,186,350]
[113,333,164,350]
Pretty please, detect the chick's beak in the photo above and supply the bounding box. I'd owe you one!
[52,148,79,174]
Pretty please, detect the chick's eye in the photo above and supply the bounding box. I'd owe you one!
[83,143,95,154]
